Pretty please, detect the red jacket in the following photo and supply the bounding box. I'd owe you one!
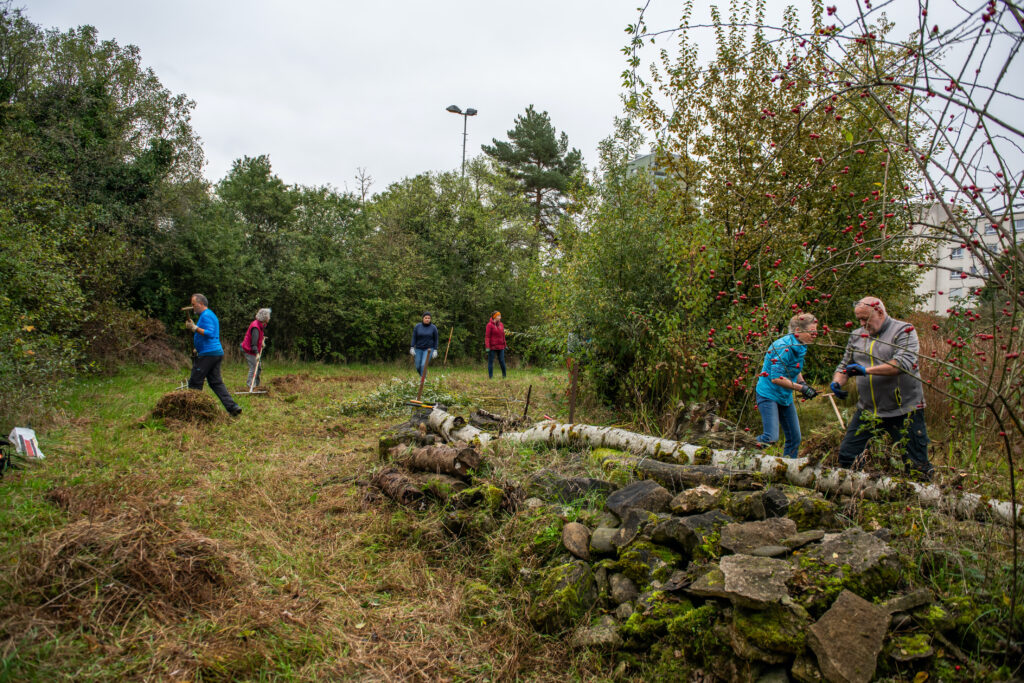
[241,319,266,354]
[485,320,506,350]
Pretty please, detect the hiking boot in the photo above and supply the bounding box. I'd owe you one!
[229,407,243,418]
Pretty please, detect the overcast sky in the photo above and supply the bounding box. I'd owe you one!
[24,1,1015,196]
[26,0,684,194]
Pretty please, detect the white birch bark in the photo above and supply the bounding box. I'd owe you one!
[426,409,1023,528]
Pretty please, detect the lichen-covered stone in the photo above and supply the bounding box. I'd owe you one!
[569,614,623,650]
[620,591,696,647]
[688,554,794,608]
[733,603,810,655]
[609,572,640,604]
[787,494,839,531]
[527,560,599,633]
[726,490,768,520]
[800,528,900,601]
[612,508,661,550]
[617,540,683,585]
[671,484,721,514]
[589,527,618,555]
[719,518,797,555]
[885,632,934,663]
[911,602,955,632]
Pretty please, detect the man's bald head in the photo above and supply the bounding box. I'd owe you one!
[853,297,887,335]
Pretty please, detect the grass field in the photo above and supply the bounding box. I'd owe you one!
[0,360,620,681]
[1,360,1020,680]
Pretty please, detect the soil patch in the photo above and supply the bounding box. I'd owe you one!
[270,374,311,393]
[152,390,222,423]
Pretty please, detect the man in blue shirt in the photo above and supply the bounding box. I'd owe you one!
[185,293,242,416]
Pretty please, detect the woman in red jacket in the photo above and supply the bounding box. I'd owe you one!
[485,311,507,379]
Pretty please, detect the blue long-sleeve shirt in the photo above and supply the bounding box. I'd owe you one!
[755,333,807,406]
[411,323,439,350]
[194,309,224,357]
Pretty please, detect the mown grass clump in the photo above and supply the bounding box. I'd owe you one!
[152,389,222,423]
[338,375,472,415]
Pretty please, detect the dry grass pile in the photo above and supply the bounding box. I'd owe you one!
[10,505,248,626]
[270,373,310,393]
[152,389,222,423]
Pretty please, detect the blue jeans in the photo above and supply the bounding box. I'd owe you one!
[414,348,431,377]
[756,393,801,458]
[488,349,506,378]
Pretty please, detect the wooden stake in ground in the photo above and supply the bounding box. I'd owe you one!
[443,327,453,366]
[568,362,580,423]
[522,384,532,422]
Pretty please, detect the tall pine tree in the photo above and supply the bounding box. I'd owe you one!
[482,105,583,250]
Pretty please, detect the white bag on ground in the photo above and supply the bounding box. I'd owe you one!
[8,427,44,459]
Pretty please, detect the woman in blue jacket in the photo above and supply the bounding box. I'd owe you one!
[409,312,439,377]
[754,313,819,457]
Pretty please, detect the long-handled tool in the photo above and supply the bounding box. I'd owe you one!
[237,347,268,395]
[822,392,846,429]
[442,327,453,366]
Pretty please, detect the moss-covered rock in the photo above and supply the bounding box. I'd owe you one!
[620,591,695,647]
[786,493,839,531]
[732,603,810,655]
[913,602,955,632]
[453,483,506,512]
[617,540,683,586]
[527,560,599,633]
[884,632,934,663]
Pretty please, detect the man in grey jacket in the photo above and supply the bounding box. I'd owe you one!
[830,297,933,479]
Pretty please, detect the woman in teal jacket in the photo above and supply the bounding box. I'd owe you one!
[754,313,818,457]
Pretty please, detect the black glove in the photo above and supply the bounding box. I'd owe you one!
[798,384,818,399]
[830,381,849,399]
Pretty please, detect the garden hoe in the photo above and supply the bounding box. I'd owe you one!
[237,348,268,395]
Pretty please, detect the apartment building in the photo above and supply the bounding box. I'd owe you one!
[914,202,1024,313]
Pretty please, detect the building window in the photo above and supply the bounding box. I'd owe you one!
[1016,218,1024,233]
[950,247,964,259]
[985,224,997,234]
[949,288,963,299]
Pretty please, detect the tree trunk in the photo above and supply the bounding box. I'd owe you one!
[387,442,481,479]
[597,453,762,491]
[426,409,1024,528]
[371,467,425,507]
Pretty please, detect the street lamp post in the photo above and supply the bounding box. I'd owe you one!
[446,104,478,176]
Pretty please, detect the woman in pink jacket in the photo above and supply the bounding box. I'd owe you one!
[485,311,507,379]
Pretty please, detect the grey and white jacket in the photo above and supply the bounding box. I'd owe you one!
[836,315,925,418]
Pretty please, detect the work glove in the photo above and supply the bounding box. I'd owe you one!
[485,347,490,353]
[409,347,415,356]
[431,350,438,360]
[845,363,867,377]
[798,384,818,399]
[830,381,849,399]
[185,319,197,333]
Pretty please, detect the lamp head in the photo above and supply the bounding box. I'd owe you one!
[446,105,462,114]
[465,108,478,116]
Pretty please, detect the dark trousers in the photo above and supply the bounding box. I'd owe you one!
[488,349,506,378]
[838,408,931,475]
[188,355,240,414]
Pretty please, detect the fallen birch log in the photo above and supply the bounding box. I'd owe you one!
[596,453,762,491]
[408,472,468,499]
[387,442,481,479]
[427,409,1024,528]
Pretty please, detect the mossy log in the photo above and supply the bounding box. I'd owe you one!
[387,442,481,479]
[426,409,1024,528]
[371,467,425,507]
[408,472,468,499]
[597,453,761,491]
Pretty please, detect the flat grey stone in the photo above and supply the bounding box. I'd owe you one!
[589,527,618,555]
[802,528,900,600]
[688,554,794,607]
[569,615,623,650]
[781,529,825,550]
[527,469,619,504]
[605,480,673,517]
[807,590,889,683]
[611,509,658,550]
[670,484,721,514]
[719,518,798,555]
[750,545,789,558]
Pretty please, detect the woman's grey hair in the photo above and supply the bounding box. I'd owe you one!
[256,308,271,323]
[788,313,818,333]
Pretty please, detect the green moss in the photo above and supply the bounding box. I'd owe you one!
[693,447,713,466]
[914,602,955,632]
[617,541,683,585]
[527,561,598,634]
[620,593,694,646]
[462,580,498,619]
[786,495,838,531]
[892,632,932,656]
[692,529,721,561]
[733,605,809,655]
